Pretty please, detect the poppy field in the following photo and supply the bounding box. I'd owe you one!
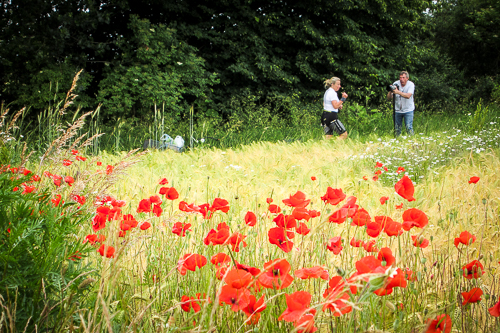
[2,119,500,332]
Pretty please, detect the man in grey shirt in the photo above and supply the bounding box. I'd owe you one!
[387,71,415,136]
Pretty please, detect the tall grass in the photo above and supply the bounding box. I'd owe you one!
[2,74,500,332]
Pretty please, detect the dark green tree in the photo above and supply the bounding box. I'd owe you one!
[97,16,218,119]
[432,0,500,77]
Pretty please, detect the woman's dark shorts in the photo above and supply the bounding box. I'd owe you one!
[321,111,339,135]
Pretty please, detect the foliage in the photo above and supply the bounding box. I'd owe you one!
[97,16,218,120]
[432,0,500,77]
[469,100,490,134]
[0,170,93,331]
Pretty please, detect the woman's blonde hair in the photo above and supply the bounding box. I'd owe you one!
[324,76,340,89]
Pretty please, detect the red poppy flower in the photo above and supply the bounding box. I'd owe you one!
[71,149,79,155]
[292,208,311,221]
[63,176,74,186]
[321,187,346,205]
[244,211,257,226]
[242,295,266,325]
[323,275,358,298]
[71,194,86,205]
[159,177,168,185]
[461,287,483,305]
[363,175,368,180]
[224,268,253,289]
[266,197,273,204]
[282,191,310,208]
[296,222,311,235]
[31,174,41,182]
[366,222,382,238]
[84,234,106,245]
[377,247,396,266]
[97,244,115,258]
[397,166,405,174]
[219,285,251,312]
[375,169,382,176]
[278,291,316,322]
[454,231,476,247]
[395,175,416,201]
[384,220,403,237]
[468,176,480,184]
[326,237,343,255]
[63,159,72,166]
[268,227,294,253]
[322,287,352,317]
[375,162,383,168]
[268,204,281,214]
[278,291,316,323]
[350,238,364,247]
[210,198,230,213]
[97,161,102,166]
[179,201,200,213]
[177,253,207,275]
[204,223,231,245]
[227,232,247,252]
[92,213,107,232]
[21,185,36,194]
[152,204,162,217]
[137,198,152,213]
[258,258,294,289]
[123,214,138,228]
[328,209,347,224]
[311,176,316,181]
[402,208,428,231]
[211,253,231,266]
[372,175,379,181]
[235,262,261,276]
[489,300,500,317]
[172,222,192,237]
[363,240,379,253]
[180,295,201,313]
[384,268,408,290]
[140,222,151,230]
[295,266,329,280]
[274,214,297,229]
[395,203,404,209]
[75,155,86,161]
[462,260,484,279]
[355,256,385,274]
[351,208,371,227]
[411,235,429,248]
[425,313,452,333]
[106,165,114,175]
[341,196,358,217]
[379,196,389,205]
[160,187,179,200]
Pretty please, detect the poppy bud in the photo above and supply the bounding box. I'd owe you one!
[78,278,96,290]
[420,257,427,264]
[478,254,484,260]
[418,235,425,244]
[430,274,434,279]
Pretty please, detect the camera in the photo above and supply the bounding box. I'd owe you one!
[387,84,399,92]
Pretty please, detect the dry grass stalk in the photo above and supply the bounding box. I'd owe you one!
[39,110,93,167]
[59,69,83,116]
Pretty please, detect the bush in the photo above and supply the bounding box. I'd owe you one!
[0,168,93,331]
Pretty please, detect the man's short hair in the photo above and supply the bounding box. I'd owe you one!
[399,71,409,78]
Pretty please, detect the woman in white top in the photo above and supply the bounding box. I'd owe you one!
[322,76,348,140]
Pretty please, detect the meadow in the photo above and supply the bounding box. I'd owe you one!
[1,93,500,333]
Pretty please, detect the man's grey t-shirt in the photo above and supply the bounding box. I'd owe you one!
[393,80,415,113]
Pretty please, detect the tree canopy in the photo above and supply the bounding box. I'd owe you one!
[2,0,496,120]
